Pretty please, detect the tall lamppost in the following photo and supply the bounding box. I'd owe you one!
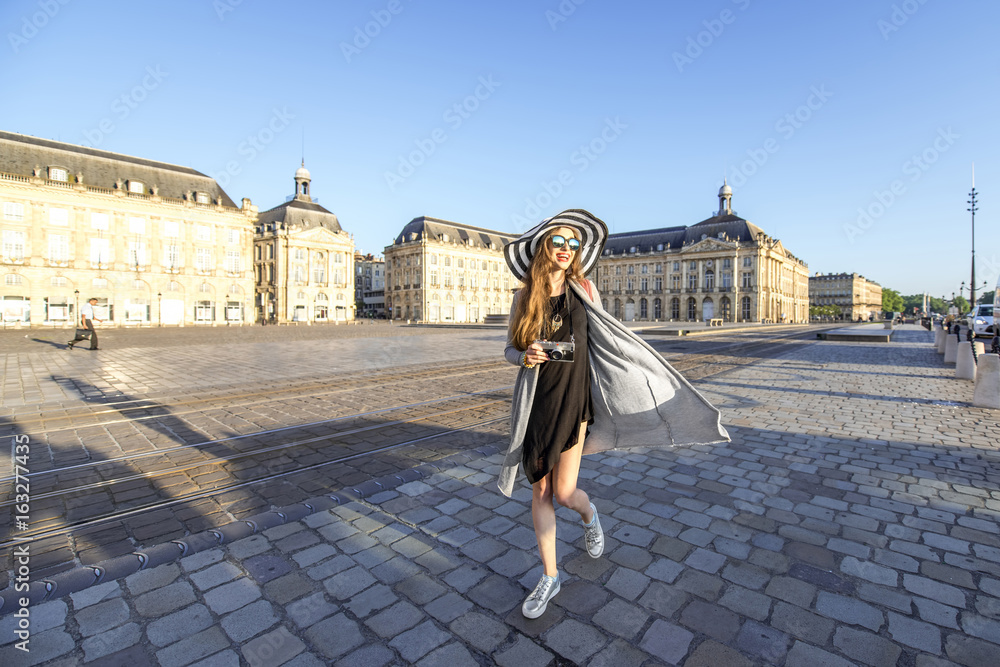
[74,289,79,324]
[225,293,230,326]
[157,292,162,327]
[968,168,979,307]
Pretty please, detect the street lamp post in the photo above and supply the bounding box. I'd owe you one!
[74,289,79,326]
[968,169,979,307]
[157,292,162,327]
[225,293,230,326]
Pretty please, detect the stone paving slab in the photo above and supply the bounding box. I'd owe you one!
[3,326,1000,666]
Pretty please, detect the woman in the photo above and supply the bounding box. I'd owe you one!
[502,210,730,619]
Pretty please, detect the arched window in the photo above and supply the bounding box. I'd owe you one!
[687,297,697,321]
[653,298,662,319]
[670,298,680,320]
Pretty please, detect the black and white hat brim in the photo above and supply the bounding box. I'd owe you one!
[504,209,608,282]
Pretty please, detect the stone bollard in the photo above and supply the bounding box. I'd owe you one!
[934,326,945,352]
[936,326,949,354]
[956,341,985,380]
[973,354,1000,409]
[944,333,959,364]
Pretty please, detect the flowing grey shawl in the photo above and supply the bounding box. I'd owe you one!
[498,280,730,497]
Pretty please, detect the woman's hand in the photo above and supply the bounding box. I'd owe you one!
[524,341,548,366]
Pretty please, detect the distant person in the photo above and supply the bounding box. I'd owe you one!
[500,210,729,619]
[68,297,101,350]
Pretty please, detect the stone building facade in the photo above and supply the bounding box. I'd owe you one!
[0,131,256,327]
[354,252,385,318]
[597,185,810,323]
[384,217,518,322]
[809,272,883,321]
[253,165,355,323]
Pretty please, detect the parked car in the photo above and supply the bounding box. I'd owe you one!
[963,304,995,337]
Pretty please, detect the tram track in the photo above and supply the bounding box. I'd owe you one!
[1,324,832,582]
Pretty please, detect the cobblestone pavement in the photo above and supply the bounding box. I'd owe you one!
[4,325,1000,666]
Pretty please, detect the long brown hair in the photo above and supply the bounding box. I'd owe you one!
[510,229,585,351]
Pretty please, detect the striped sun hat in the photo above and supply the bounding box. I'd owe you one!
[503,209,608,281]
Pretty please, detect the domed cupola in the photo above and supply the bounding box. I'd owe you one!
[718,179,733,215]
[294,161,312,202]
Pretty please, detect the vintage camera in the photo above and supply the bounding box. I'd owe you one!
[534,339,575,363]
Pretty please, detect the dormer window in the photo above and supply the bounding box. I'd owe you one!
[128,180,145,194]
[49,167,68,182]
[196,192,211,204]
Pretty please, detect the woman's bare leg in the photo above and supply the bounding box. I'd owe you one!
[531,476,558,577]
[551,422,593,522]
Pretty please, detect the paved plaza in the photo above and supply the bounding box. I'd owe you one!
[3,325,1000,666]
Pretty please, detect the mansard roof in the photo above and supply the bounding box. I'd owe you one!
[0,130,238,207]
[604,213,766,255]
[256,198,342,233]
[393,216,515,250]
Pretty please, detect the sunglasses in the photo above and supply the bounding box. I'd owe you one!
[550,235,581,251]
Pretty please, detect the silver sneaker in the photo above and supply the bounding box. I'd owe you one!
[583,502,604,558]
[522,574,560,619]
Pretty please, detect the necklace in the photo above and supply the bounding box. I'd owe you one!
[548,294,565,336]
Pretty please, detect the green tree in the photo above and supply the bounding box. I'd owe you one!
[901,294,924,313]
[882,288,903,314]
[928,296,948,313]
[953,295,970,314]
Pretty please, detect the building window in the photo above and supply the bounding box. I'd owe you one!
[195,300,214,321]
[705,271,715,290]
[2,230,25,261]
[51,277,67,287]
[672,261,680,272]
[689,261,697,271]
[444,256,451,267]
[743,256,752,267]
[687,298,697,321]
[312,253,326,283]
[641,264,648,274]
[128,217,145,235]
[196,248,213,271]
[640,298,648,319]
[196,192,211,204]
[655,263,662,273]
[294,248,305,261]
[430,271,438,286]
[687,273,697,290]
[4,202,24,221]
[226,250,241,274]
[128,240,147,267]
[723,258,732,269]
[334,253,343,264]
[227,229,239,244]
[721,272,732,288]
[654,298,662,319]
[655,277,663,291]
[90,237,110,264]
[444,272,452,287]
[5,274,23,285]
[164,244,180,269]
[48,234,69,262]
[164,220,180,237]
[49,208,69,226]
[615,266,621,275]
[641,278,648,291]
[91,212,109,230]
[627,265,634,275]
[196,225,212,242]
[741,296,752,320]
[49,167,68,182]
[670,275,680,290]
[128,180,144,194]
[742,272,752,288]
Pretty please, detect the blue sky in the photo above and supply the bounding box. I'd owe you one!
[3,0,998,302]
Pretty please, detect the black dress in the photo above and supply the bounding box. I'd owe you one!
[522,287,593,484]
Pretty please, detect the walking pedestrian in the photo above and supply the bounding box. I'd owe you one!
[501,210,730,619]
[68,297,102,350]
